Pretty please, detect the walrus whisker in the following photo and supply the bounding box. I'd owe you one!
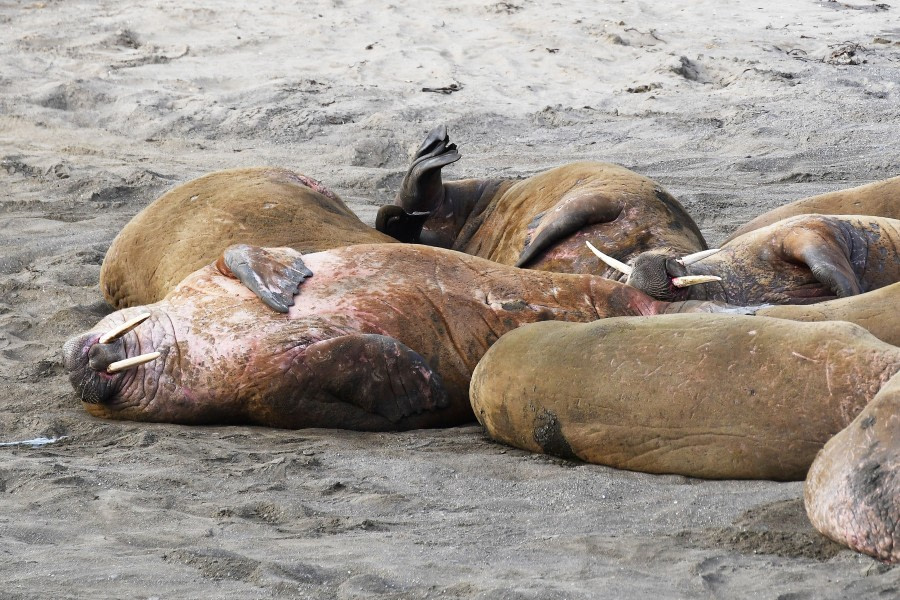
[585,242,633,275]
[99,312,152,344]
[106,351,161,374]
[671,275,722,288]
[678,248,721,266]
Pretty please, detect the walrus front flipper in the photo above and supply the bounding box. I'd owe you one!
[217,244,313,313]
[375,205,431,243]
[301,334,450,428]
[516,194,623,267]
[395,124,461,214]
[782,230,861,298]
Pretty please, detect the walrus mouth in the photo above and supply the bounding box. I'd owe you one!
[585,242,723,288]
[95,312,161,373]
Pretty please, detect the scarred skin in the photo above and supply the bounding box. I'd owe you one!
[726,175,900,242]
[626,214,900,305]
[64,245,738,431]
[470,314,900,480]
[375,125,706,278]
[759,282,900,347]
[805,372,900,563]
[100,167,394,309]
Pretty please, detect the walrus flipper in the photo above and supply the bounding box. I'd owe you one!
[516,194,623,267]
[301,334,449,426]
[375,205,432,243]
[783,231,861,298]
[395,124,461,214]
[219,244,313,313]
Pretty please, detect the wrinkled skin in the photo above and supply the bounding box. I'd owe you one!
[805,372,900,563]
[470,314,900,480]
[65,244,742,431]
[626,214,900,305]
[375,125,706,278]
[759,282,900,347]
[727,175,900,241]
[101,167,394,308]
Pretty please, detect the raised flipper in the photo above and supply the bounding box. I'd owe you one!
[375,205,431,243]
[216,244,313,313]
[299,334,449,428]
[516,193,623,267]
[781,229,861,298]
[394,124,461,214]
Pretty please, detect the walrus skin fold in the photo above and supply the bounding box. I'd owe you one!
[469,314,900,481]
[64,244,749,431]
[100,167,394,309]
[375,125,707,277]
[805,372,900,564]
[726,174,900,242]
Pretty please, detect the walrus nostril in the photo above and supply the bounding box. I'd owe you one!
[88,341,128,372]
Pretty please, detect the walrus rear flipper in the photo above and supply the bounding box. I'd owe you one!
[300,334,451,429]
[782,230,861,298]
[394,124,461,214]
[217,244,313,313]
[516,194,623,267]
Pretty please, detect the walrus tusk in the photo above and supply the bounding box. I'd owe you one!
[671,275,722,288]
[99,312,152,344]
[106,351,161,374]
[678,248,720,266]
[585,242,633,276]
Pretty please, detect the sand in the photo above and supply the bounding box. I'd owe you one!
[1,0,899,597]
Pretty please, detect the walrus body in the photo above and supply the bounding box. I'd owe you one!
[470,314,900,480]
[623,214,900,305]
[759,282,900,347]
[726,175,900,241]
[805,372,900,563]
[100,167,394,308]
[64,245,738,431]
[376,126,706,277]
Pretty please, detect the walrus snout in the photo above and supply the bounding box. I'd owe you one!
[62,332,120,404]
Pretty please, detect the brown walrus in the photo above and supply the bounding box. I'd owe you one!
[375,125,708,277]
[726,175,900,241]
[469,314,900,480]
[100,167,395,309]
[805,371,899,563]
[592,214,900,305]
[758,282,900,347]
[63,244,749,431]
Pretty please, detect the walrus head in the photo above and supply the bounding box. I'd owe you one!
[62,309,169,408]
[586,242,722,301]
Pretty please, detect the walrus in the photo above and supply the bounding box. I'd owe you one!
[100,167,395,309]
[804,371,899,563]
[726,174,900,241]
[63,244,749,431]
[590,214,900,305]
[375,125,708,277]
[757,282,900,347]
[469,314,900,480]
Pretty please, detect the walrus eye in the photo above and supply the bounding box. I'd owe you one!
[585,241,633,276]
[99,312,151,344]
[106,351,162,374]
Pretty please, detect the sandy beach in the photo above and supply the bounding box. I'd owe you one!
[1,0,899,597]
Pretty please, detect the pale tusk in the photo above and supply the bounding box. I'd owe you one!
[671,275,722,288]
[678,248,721,266]
[99,312,152,344]
[106,351,161,374]
[585,242,633,276]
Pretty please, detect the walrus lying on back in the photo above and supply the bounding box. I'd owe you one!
[100,167,394,308]
[375,125,709,277]
[64,244,750,431]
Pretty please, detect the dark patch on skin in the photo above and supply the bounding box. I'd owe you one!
[501,300,528,311]
[861,415,877,429]
[533,409,579,461]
